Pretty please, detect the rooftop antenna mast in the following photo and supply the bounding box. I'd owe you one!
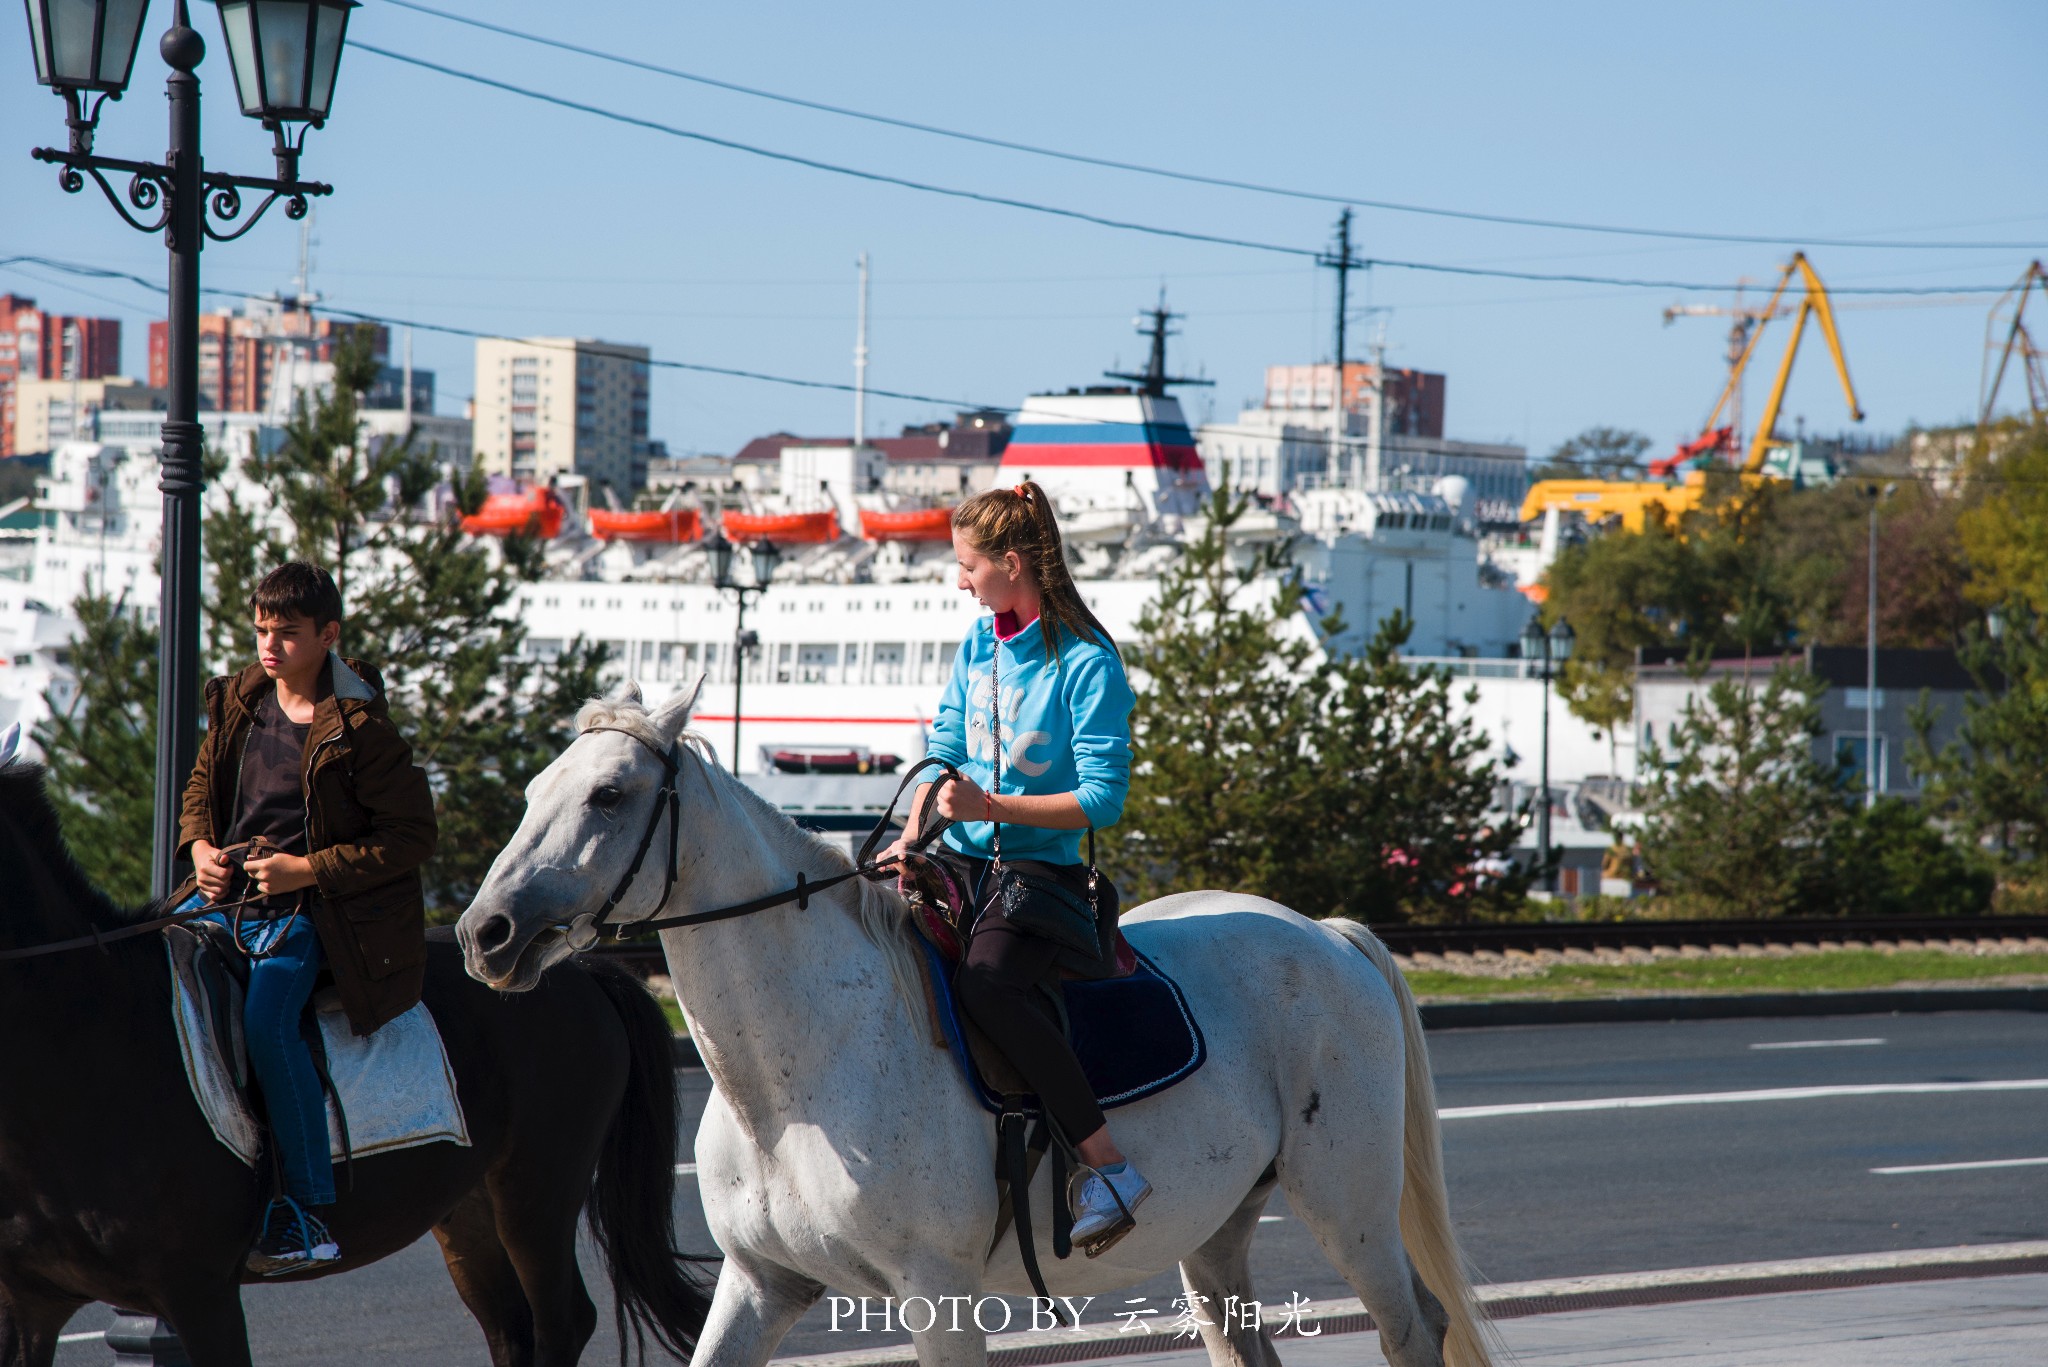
[854,252,870,448]
[1105,288,1213,397]
[1318,208,1361,379]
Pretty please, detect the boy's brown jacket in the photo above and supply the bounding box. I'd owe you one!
[175,653,437,1036]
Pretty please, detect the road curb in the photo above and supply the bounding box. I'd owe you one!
[769,1242,2048,1367]
[671,986,2048,1065]
[1418,984,2048,1028]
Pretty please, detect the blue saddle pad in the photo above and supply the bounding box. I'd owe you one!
[917,935,1206,1117]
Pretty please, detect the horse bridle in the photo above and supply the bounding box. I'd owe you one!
[556,725,685,951]
[556,729,959,948]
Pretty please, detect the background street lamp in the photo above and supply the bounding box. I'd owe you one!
[22,0,355,901]
[1520,613,1575,894]
[706,533,780,775]
[1860,481,1896,809]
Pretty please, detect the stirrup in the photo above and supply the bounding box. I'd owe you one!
[1068,1162,1146,1258]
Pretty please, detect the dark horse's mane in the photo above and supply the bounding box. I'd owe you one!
[0,761,157,931]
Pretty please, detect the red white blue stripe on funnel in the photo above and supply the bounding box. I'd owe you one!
[999,420,1203,471]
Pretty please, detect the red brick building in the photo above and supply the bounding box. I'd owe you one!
[0,294,122,457]
[148,309,386,414]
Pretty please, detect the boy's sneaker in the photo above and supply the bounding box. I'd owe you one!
[246,1197,341,1277]
[1069,1160,1151,1254]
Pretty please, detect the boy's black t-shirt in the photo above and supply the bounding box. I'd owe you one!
[222,690,311,914]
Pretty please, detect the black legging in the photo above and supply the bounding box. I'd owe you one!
[955,915,1106,1146]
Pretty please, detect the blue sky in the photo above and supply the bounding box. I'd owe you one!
[6,1,2045,462]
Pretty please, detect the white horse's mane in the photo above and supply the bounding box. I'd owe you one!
[572,694,927,1018]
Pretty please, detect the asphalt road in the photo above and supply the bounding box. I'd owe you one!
[51,1010,2048,1364]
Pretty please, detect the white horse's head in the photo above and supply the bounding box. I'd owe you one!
[458,673,707,990]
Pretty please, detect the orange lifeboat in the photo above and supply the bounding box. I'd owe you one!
[722,509,841,543]
[589,507,703,542]
[462,487,563,538]
[859,506,954,542]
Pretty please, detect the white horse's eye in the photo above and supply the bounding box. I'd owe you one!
[591,785,623,808]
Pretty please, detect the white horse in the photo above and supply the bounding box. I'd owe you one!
[457,680,1494,1367]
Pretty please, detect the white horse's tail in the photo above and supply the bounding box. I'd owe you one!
[1324,918,1496,1367]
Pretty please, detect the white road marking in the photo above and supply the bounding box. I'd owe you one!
[1750,1037,1887,1050]
[1872,1156,2048,1175]
[675,1162,698,1175]
[1440,1078,2048,1120]
[59,1331,104,1344]
[1258,1215,1286,1223]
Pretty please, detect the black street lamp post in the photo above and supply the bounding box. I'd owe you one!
[22,0,356,902]
[705,532,779,776]
[1520,613,1574,894]
[24,7,352,1362]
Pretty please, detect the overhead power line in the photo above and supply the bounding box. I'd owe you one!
[381,0,2047,254]
[351,46,2019,299]
[10,251,2048,486]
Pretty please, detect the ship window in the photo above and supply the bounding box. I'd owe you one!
[843,643,861,683]
[939,642,959,674]
[873,642,907,685]
[773,642,794,684]
[916,641,942,685]
[701,641,724,683]
[525,638,564,662]
[796,643,838,683]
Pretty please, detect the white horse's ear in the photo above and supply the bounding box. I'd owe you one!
[651,672,706,743]
[608,678,643,705]
[0,723,18,767]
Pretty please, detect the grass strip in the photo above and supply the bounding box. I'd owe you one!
[1405,949,2048,1001]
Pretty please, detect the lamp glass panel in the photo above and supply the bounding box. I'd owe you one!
[48,0,98,85]
[254,0,309,111]
[751,542,780,586]
[1519,620,1545,662]
[1548,619,1575,662]
[218,1,263,115]
[706,537,733,586]
[27,0,52,84]
[94,0,148,86]
[304,0,345,117]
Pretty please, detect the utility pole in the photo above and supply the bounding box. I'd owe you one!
[853,251,870,450]
[1318,209,1361,484]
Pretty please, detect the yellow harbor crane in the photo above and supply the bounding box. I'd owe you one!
[1520,251,1863,533]
[1977,260,2048,434]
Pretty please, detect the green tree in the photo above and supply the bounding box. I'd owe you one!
[1103,484,1523,923]
[1909,603,2048,867]
[39,327,608,914]
[230,327,609,911]
[1958,419,2048,616]
[1532,426,1652,481]
[31,593,169,903]
[1812,797,1992,919]
[1635,664,1846,918]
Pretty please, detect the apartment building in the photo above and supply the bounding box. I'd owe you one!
[1,294,122,457]
[9,376,165,455]
[147,307,394,416]
[472,337,652,493]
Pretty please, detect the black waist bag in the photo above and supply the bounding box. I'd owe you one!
[981,841,1123,981]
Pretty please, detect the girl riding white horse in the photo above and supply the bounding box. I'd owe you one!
[458,673,1496,1367]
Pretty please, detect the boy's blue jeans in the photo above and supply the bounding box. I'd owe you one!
[175,893,336,1205]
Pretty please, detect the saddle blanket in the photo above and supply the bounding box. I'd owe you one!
[166,933,471,1167]
[917,934,1206,1118]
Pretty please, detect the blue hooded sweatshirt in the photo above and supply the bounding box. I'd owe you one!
[924,611,1135,865]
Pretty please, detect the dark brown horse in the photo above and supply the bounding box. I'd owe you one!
[0,762,713,1367]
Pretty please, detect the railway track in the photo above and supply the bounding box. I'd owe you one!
[589,915,2048,980]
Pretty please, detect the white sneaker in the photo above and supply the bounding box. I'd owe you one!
[1069,1161,1152,1251]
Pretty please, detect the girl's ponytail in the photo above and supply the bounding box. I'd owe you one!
[953,481,1117,664]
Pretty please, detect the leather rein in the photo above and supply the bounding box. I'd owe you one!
[0,839,301,964]
[554,728,958,950]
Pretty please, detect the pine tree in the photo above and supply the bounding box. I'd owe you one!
[32,593,167,903]
[1103,484,1524,923]
[1635,663,1847,918]
[38,326,608,913]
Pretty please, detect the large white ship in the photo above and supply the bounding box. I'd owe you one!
[4,318,1626,862]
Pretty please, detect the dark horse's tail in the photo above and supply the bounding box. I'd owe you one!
[581,957,718,1363]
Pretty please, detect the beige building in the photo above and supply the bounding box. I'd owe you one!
[473,337,652,493]
[9,376,164,456]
